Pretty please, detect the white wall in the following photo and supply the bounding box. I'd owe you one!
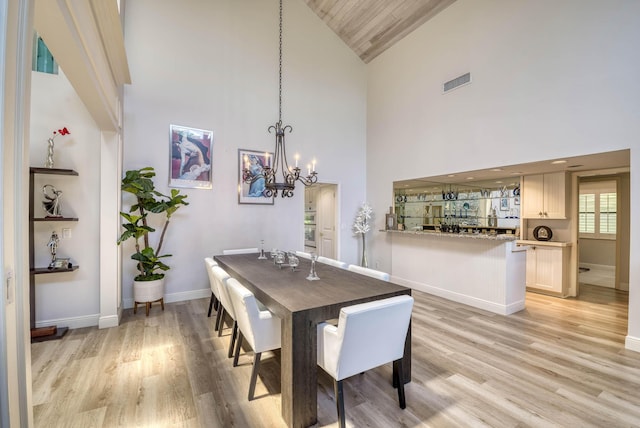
[122,0,367,303]
[29,70,102,327]
[366,0,640,349]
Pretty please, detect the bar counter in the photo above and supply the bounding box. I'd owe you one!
[384,229,526,315]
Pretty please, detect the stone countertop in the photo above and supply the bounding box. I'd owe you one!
[380,229,518,241]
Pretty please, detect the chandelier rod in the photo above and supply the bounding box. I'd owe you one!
[278,0,283,123]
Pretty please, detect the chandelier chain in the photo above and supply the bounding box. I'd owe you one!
[278,0,283,123]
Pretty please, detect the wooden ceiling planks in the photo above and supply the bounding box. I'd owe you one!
[303,0,456,63]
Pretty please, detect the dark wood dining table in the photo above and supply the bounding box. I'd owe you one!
[214,253,412,428]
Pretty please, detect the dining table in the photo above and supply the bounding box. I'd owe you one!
[214,253,412,428]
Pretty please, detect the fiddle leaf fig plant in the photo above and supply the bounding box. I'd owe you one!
[117,167,189,281]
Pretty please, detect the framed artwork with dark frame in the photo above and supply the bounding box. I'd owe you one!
[238,149,274,205]
[169,124,213,189]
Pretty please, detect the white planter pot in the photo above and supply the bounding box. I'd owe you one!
[133,278,165,303]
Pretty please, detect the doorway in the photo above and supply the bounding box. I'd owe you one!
[304,183,338,258]
[577,172,630,293]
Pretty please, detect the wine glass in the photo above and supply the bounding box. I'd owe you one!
[274,251,285,268]
[288,253,299,272]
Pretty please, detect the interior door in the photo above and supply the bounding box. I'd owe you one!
[317,185,337,258]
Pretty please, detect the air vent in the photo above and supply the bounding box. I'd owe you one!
[443,72,471,93]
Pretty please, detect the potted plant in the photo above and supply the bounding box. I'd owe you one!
[117,167,188,313]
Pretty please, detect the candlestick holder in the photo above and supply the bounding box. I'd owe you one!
[306,253,320,281]
[258,240,267,259]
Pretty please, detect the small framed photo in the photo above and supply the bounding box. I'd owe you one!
[514,196,520,205]
[53,258,70,269]
[238,149,274,205]
[169,124,213,189]
[500,197,509,211]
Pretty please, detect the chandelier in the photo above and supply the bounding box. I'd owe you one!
[243,0,318,198]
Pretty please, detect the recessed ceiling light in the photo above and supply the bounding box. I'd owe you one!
[495,181,503,184]
[447,174,456,177]
[466,177,474,180]
[551,160,567,164]
[404,184,409,187]
[490,168,503,172]
[511,172,523,175]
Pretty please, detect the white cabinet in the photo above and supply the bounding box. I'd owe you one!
[525,244,570,296]
[521,172,568,219]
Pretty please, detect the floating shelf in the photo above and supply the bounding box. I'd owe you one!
[31,217,78,222]
[31,266,80,275]
[29,167,78,176]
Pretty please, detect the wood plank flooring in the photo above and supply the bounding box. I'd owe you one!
[31,284,640,427]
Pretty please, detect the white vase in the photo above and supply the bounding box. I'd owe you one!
[133,278,165,303]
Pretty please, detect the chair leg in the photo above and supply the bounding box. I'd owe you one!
[217,308,226,336]
[214,305,223,331]
[334,379,345,428]
[207,292,215,317]
[393,359,406,409]
[248,352,262,401]
[233,333,243,367]
[228,321,238,358]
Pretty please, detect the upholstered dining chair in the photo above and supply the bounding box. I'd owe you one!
[210,265,240,358]
[317,256,348,269]
[222,248,259,255]
[226,277,282,401]
[317,295,414,428]
[204,257,220,319]
[347,264,390,281]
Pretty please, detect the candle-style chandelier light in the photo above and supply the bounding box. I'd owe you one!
[242,0,318,198]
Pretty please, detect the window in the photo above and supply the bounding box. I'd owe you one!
[32,35,58,75]
[579,181,616,239]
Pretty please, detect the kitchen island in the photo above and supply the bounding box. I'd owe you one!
[386,229,526,315]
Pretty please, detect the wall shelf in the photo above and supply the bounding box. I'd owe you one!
[29,167,79,342]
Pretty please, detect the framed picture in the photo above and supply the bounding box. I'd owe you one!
[238,149,274,205]
[514,196,520,205]
[169,124,213,189]
[500,197,509,211]
[52,258,70,269]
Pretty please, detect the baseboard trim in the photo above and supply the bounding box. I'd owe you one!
[122,288,210,309]
[625,335,640,353]
[98,314,119,329]
[391,276,525,316]
[35,313,99,330]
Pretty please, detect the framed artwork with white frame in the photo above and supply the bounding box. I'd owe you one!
[169,124,213,189]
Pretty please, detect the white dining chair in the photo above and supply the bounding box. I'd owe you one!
[204,257,221,320]
[211,265,240,358]
[317,256,348,269]
[317,295,414,428]
[295,250,312,259]
[222,248,259,255]
[226,277,282,401]
[347,264,390,281]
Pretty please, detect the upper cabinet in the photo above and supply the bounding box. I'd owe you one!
[521,172,569,219]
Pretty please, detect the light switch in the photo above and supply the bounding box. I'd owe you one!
[62,228,71,239]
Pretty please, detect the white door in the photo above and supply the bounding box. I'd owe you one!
[2,0,34,425]
[317,185,337,258]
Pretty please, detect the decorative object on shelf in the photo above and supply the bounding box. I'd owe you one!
[47,231,60,268]
[238,149,274,204]
[169,124,213,189]
[385,206,397,230]
[118,167,189,315]
[52,257,70,269]
[44,127,70,168]
[353,203,372,267]
[500,197,509,211]
[42,184,63,217]
[533,225,553,241]
[241,0,317,199]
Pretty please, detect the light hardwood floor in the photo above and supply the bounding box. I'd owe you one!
[32,284,640,427]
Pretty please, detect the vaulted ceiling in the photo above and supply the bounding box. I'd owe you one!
[303,0,457,63]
